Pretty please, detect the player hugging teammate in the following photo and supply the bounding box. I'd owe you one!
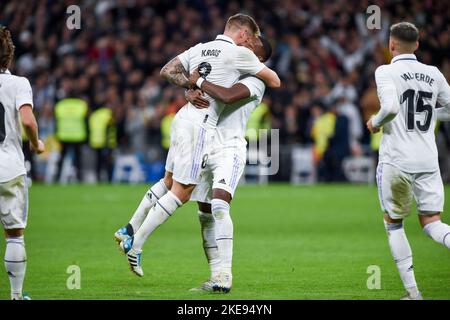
[114,13,280,293]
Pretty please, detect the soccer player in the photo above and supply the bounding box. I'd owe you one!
[367,22,450,300]
[186,35,272,293]
[0,27,45,300]
[114,14,280,277]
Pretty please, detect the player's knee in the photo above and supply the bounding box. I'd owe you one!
[384,213,403,225]
[163,172,173,189]
[198,202,212,213]
[170,182,194,204]
[383,213,404,233]
[419,213,441,229]
[212,188,232,203]
[5,228,24,238]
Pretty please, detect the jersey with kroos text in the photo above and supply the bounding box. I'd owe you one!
[215,75,266,148]
[0,70,33,182]
[177,34,265,128]
[376,53,450,173]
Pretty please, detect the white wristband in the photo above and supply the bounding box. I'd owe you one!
[196,77,205,88]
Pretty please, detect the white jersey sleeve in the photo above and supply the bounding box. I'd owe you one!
[15,77,33,110]
[435,70,450,121]
[436,68,450,108]
[177,43,202,74]
[234,46,265,75]
[372,65,400,128]
[0,72,32,182]
[239,76,265,104]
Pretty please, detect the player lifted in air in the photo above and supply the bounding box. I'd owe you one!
[114,14,280,281]
[367,22,450,300]
[185,35,272,292]
[0,27,45,300]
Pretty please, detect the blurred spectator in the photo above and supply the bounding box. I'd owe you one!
[89,106,117,182]
[54,96,88,182]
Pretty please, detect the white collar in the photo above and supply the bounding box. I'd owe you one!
[0,69,11,74]
[391,54,417,64]
[215,34,236,45]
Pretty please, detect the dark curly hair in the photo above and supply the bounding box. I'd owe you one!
[0,26,14,71]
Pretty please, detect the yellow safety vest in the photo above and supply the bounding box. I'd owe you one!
[370,131,382,151]
[55,98,88,142]
[161,113,174,150]
[89,107,117,149]
[311,112,336,158]
[245,102,270,141]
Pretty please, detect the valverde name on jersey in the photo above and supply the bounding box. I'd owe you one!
[400,72,435,87]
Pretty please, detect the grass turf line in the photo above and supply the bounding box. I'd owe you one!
[0,183,449,300]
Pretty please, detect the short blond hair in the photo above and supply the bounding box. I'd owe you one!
[225,13,260,36]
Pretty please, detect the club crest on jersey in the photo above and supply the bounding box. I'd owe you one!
[198,62,212,78]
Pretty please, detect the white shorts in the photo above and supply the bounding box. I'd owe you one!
[191,145,246,204]
[0,175,28,230]
[376,162,444,219]
[165,114,213,185]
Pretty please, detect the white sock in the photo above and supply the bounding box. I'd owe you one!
[384,220,419,296]
[423,220,450,249]
[198,211,221,279]
[133,191,181,251]
[129,179,168,233]
[4,236,27,300]
[212,199,233,275]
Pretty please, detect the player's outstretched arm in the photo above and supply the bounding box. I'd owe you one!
[202,81,250,104]
[255,66,281,88]
[160,57,191,89]
[188,69,251,104]
[235,46,281,88]
[19,105,44,154]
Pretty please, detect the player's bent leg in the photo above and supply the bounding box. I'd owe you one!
[4,229,29,300]
[414,171,450,249]
[114,172,172,243]
[211,188,233,293]
[421,213,450,249]
[383,214,422,300]
[120,180,192,277]
[190,202,221,292]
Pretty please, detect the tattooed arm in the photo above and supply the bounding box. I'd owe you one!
[160,57,191,89]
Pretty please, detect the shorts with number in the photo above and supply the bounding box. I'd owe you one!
[0,174,28,230]
[191,145,246,203]
[165,115,213,185]
[376,162,444,219]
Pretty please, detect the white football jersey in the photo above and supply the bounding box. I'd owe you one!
[375,54,450,173]
[177,34,265,128]
[0,70,33,182]
[216,75,266,147]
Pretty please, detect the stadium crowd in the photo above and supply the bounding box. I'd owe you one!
[1,0,450,183]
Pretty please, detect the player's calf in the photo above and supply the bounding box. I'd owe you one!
[383,215,421,299]
[421,214,450,249]
[4,229,27,300]
[198,208,221,279]
[114,177,171,243]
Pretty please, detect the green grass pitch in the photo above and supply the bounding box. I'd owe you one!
[0,183,449,300]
